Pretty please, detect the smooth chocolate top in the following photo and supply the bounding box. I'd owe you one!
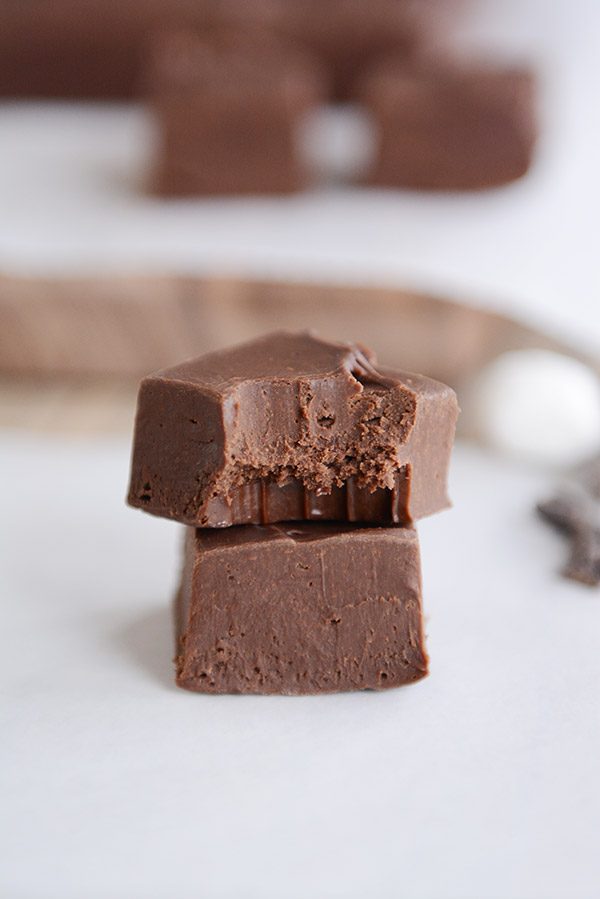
[155,331,380,393]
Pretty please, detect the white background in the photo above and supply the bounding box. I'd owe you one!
[1,1,600,897]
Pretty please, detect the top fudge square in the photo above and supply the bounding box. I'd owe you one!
[127,332,458,527]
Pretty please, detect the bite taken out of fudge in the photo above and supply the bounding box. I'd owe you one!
[175,522,428,695]
[127,331,459,528]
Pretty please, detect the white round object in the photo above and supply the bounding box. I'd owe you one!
[469,349,600,467]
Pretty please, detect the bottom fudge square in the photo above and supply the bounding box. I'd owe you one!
[175,523,428,695]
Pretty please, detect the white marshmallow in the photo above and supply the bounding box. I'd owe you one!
[468,349,600,467]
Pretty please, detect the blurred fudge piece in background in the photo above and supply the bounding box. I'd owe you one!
[360,62,536,190]
[0,0,271,99]
[0,0,443,100]
[0,0,536,192]
[147,28,325,195]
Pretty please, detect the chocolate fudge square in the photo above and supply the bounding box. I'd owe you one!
[127,331,458,527]
[361,62,536,190]
[147,29,324,195]
[175,523,428,694]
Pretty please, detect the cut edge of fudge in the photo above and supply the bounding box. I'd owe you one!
[127,331,458,526]
[174,522,429,695]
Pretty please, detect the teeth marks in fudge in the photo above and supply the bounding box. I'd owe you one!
[127,331,458,527]
[175,523,428,695]
[214,348,415,495]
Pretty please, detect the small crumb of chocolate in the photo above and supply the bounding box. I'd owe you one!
[537,459,600,586]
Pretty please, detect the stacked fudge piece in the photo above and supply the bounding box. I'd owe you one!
[127,332,458,694]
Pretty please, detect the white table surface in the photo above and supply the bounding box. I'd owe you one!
[2,432,599,899]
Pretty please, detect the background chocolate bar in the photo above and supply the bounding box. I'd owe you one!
[361,62,536,190]
[0,0,435,100]
[148,29,325,195]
